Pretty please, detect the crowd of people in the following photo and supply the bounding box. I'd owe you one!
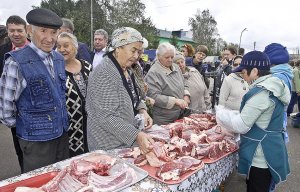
[0,7,297,192]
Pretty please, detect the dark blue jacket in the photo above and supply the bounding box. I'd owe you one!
[9,46,69,141]
[76,42,92,64]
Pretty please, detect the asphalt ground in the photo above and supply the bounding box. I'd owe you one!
[0,119,299,191]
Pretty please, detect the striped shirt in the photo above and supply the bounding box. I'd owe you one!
[0,43,55,127]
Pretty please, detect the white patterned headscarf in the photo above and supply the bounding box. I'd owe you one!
[110,27,143,51]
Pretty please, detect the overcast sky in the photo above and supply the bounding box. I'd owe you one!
[1,0,299,53]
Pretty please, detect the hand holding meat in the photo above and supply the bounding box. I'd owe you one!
[136,132,155,154]
[214,125,234,137]
[175,99,188,109]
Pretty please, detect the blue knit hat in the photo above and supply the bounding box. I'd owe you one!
[263,43,289,65]
[233,51,271,73]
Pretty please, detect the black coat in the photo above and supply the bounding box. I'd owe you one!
[0,40,12,76]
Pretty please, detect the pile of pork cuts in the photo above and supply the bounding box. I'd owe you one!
[118,113,238,181]
[14,154,137,192]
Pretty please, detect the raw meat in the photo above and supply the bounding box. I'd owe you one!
[174,156,203,171]
[88,165,136,192]
[69,159,112,184]
[145,151,162,167]
[41,169,68,192]
[144,125,170,142]
[117,147,141,159]
[151,142,171,162]
[82,154,116,166]
[134,154,148,166]
[14,187,44,192]
[225,138,238,152]
[156,162,184,181]
[206,133,224,143]
[57,173,85,192]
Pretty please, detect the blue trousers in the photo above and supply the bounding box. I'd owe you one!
[287,92,300,115]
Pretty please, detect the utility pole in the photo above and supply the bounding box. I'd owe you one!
[90,0,93,51]
[254,41,256,50]
[238,28,247,55]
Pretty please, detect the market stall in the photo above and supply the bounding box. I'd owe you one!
[0,113,239,192]
[0,150,238,192]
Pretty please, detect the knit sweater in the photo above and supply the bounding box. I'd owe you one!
[219,73,249,110]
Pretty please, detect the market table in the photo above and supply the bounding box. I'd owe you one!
[0,149,238,192]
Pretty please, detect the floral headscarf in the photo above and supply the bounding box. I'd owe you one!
[110,27,143,50]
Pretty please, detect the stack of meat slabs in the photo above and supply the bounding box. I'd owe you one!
[140,159,204,184]
[55,150,148,192]
[0,150,148,192]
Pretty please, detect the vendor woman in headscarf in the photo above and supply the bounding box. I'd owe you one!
[86,27,154,154]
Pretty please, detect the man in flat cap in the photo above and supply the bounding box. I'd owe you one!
[0,15,30,173]
[0,8,69,172]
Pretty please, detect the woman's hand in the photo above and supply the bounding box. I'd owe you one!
[146,97,155,106]
[175,98,188,109]
[183,95,191,105]
[214,125,234,137]
[139,109,153,129]
[136,132,155,154]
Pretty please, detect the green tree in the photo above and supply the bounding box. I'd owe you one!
[108,0,159,48]
[39,0,75,17]
[188,9,219,54]
[38,0,158,49]
[39,0,111,47]
[213,37,227,56]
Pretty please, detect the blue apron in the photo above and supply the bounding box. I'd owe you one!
[238,86,290,184]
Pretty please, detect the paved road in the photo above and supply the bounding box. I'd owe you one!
[0,120,299,191]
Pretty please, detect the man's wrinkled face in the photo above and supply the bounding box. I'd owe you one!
[30,25,59,53]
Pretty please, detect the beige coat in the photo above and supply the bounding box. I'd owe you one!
[219,73,249,110]
[183,67,211,112]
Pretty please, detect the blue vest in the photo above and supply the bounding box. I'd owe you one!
[238,86,290,184]
[9,46,69,141]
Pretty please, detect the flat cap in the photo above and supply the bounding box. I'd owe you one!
[26,8,62,29]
